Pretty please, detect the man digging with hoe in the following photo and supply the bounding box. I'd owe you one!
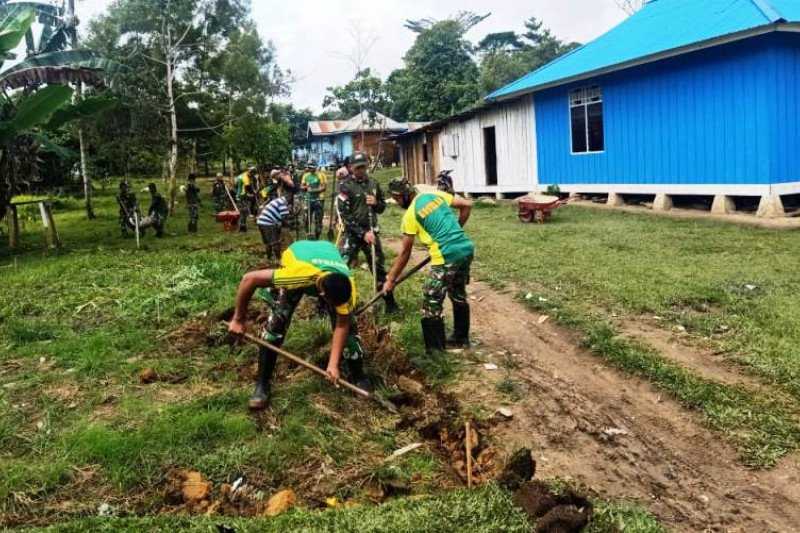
[227,240,371,410]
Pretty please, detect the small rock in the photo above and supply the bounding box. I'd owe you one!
[139,368,158,384]
[39,356,47,365]
[483,363,499,371]
[525,293,534,300]
[397,376,424,396]
[182,471,212,502]
[601,427,629,438]
[537,315,550,325]
[264,489,296,516]
[698,494,710,506]
[744,284,757,291]
[97,503,114,517]
[496,407,514,419]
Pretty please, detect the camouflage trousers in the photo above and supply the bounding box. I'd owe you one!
[259,287,365,362]
[187,203,199,232]
[213,196,227,213]
[340,231,387,285]
[119,208,135,235]
[237,199,250,231]
[422,256,473,319]
[306,199,324,239]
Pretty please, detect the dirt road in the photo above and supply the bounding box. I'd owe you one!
[387,240,800,531]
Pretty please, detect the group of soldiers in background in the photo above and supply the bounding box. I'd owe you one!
[115,153,398,315]
[116,181,169,238]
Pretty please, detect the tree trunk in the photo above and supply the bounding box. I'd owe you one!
[79,127,95,219]
[191,139,197,174]
[166,26,179,214]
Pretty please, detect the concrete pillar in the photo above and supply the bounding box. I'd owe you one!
[653,193,673,212]
[495,191,504,200]
[607,193,624,207]
[711,195,736,215]
[568,192,582,201]
[464,192,474,199]
[756,193,785,218]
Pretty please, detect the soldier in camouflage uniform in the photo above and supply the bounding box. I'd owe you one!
[227,240,369,411]
[142,183,169,238]
[336,151,399,313]
[116,181,140,237]
[212,173,229,213]
[185,174,201,233]
[384,178,475,353]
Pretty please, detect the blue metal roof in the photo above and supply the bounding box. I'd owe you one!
[487,0,800,100]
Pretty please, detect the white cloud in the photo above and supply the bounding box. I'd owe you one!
[76,0,628,112]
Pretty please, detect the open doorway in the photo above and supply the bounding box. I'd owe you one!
[483,126,497,186]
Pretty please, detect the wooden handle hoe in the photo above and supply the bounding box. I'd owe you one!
[225,323,398,413]
[355,256,432,316]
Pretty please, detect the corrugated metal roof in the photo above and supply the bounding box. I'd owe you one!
[488,0,800,101]
[308,112,408,137]
[308,120,347,136]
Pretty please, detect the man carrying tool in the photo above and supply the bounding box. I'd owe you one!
[185,173,201,233]
[144,183,169,238]
[301,161,327,240]
[227,240,370,410]
[384,178,474,353]
[337,151,399,313]
[212,173,229,213]
[116,181,140,237]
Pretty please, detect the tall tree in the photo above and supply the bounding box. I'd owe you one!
[478,17,580,96]
[322,68,390,119]
[87,0,288,197]
[387,12,488,121]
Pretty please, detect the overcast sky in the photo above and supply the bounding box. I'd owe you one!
[73,0,629,112]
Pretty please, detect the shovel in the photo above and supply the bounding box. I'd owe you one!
[224,322,398,413]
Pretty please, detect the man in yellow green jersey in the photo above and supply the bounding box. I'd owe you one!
[228,240,368,410]
[301,162,327,239]
[384,179,474,353]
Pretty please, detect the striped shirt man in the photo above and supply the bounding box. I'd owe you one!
[257,196,290,227]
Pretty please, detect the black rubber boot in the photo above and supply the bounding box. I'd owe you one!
[345,358,372,392]
[384,291,400,314]
[421,318,446,354]
[249,346,278,411]
[447,303,471,348]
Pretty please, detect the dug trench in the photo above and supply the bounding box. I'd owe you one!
[138,300,597,531]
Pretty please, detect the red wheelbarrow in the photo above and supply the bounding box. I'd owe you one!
[517,194,566,223]
[216,210,240,231]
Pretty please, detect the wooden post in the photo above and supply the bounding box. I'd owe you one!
[39,202,61,249]
[8,204,19,249]
[465,421,474,489]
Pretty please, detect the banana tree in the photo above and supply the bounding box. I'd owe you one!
[0,6,120,222]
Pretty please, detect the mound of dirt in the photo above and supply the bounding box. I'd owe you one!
[513,480,593,533]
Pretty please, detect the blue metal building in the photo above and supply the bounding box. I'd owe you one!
[488,0,800,215]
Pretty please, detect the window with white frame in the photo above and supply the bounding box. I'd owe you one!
[569,86,604,153]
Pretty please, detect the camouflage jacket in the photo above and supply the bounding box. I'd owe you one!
[149,194,169,219]
[337,175,385,236]
[186,183,201,205]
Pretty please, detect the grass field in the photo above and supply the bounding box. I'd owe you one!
[0,174,663,531]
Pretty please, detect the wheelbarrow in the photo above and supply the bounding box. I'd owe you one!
[216,210,240,231]
[517,194,565,223]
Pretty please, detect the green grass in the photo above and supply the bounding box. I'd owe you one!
[0,180,661,530]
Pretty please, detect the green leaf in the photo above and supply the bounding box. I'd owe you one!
[47,94,118,130]
[0,50,126,90]
[0,7,35,55]
[31,131,77,159]
[0,84,73,142]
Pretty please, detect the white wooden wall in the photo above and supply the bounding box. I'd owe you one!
[436,95,538,194]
